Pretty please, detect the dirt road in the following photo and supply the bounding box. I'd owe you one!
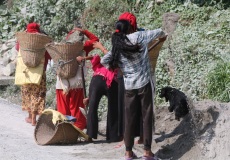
[0,98,126,160]
[1,97,230,160]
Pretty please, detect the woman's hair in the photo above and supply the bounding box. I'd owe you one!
[109,20,140,70]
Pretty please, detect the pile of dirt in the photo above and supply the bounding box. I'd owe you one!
[96,99,230,160]
[153,99,230,160]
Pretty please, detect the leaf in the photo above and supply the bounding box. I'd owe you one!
[3,25,8,30]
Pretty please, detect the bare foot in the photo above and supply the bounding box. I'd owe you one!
[31,119,36,126]
[25,117,32,123]
[114,140,124,148]
[83,98,89,106]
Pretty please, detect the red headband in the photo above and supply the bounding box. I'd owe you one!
[115,29,119,33]
[26,23,40,33]
[119,12,137,31]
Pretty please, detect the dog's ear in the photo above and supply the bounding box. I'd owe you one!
[159,88,166,98]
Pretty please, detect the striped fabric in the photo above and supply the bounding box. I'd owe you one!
[101,28,164,90]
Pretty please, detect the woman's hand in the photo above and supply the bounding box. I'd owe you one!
[93,42,108,54]
[159,35,168,42]
[73,27,83,32]
[76,56,84,62]
[83,98,89,106]
[93,41,103,49]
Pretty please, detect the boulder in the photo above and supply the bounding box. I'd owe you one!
[9,47,18,61]
[0,44,10,54]
[0,56,10,66]
[2,62,16,76]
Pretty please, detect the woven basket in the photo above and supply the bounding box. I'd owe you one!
[148,39,164,73]
[15,32,52,68]
[45,42,83,79]
[34,110,89,145]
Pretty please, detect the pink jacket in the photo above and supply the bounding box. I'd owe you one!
[91,55,117,88]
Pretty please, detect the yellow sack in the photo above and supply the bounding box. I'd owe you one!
[42,109,67,125]
[15,49,44,85]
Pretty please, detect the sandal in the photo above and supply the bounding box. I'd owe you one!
[142,155,158,160]
[124,151,137,160]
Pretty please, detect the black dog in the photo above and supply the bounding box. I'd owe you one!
[159,86,189,121]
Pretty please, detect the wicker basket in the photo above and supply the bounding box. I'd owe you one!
[148,39,164,73]
[45,42,83,79]
[15,32,52,68]
[34,110,89,145]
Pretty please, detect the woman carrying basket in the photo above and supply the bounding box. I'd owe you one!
[56,26,99,130]
[94,20,166,160]
[15,22,52,126]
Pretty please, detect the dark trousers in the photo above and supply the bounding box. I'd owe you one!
[124,82,153,151]
[118,76,143,137]
[86,75,122,142]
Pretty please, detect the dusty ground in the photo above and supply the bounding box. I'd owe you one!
[0,97,229,160]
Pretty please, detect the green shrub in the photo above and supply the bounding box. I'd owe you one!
[0,0,86,40]
[206,62,230,102]
[83,0,130,40]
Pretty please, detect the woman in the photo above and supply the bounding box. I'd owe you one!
[76,54,122,142]
[56,27,99,130]
[116,12,144,147]
[15,22,51,126]
[94,20,166,160]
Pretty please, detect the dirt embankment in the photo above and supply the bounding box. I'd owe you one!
[154,99,230,160]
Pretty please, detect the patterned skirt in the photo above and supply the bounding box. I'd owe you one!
[21,73,46,114]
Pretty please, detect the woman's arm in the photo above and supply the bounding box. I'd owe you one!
[133,28,166,45]
[82,29,99,42]
[76,55,94,63]
[93,42,108,54]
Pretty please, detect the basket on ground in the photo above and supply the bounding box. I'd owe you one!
[34,109,89,145]
[45,42,83,79]
[15,32,52,68]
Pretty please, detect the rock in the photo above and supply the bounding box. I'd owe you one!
[9,47,18,61]
[0,44,11,54]
[2,62,16,76]
[156,0,164,4]
[0,64,4,76]
[6,38,16,48]
[164,59,175,76]
[0,56,10,66]
[0,76,15,85]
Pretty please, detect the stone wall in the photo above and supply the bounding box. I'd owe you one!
[0,39,17,85]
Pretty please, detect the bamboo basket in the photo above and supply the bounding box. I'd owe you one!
[148,39,164,73]
[15,32,52,67]
[45,42,83,79]
[34,109,89,145]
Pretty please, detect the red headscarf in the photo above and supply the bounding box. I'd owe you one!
[26,23,40,33]
[118,12,137,31]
